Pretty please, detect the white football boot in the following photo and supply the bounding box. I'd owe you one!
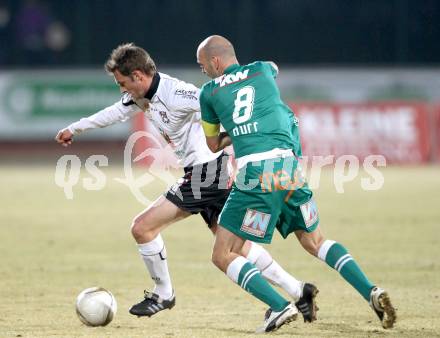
[256,303,298,333]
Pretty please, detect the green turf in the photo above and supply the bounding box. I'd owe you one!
[0,165,439,337]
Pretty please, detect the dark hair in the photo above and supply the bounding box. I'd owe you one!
[105,43,156,76]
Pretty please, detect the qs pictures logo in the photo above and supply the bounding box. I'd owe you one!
[54,131,180,205]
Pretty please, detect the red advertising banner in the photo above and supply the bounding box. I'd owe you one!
[290,102,431,164]
[133,102,434,166]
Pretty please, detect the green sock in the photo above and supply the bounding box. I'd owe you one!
[227,257,289,311]
[319,240,374,301]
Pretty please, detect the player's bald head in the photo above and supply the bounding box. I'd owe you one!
[197,35,238,78]
[197,35,236,60]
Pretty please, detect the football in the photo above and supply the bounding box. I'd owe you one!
[75,287,117,327]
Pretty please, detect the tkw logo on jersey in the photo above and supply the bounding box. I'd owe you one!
[215,69,249,87]
[300,199,319,228]
[240,209,271,238]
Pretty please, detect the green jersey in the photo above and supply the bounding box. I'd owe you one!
[200,61,301,159]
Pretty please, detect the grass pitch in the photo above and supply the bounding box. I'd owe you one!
[0,165,439,337]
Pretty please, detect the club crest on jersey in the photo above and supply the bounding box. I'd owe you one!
[215,69,249,87]
[300,199,319,228]
[240,209,271,238]
[159,111,170,124]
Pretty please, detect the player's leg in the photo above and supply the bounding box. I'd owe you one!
[213,164,300,333]
[204,152,306,306]
[295,226,374,300]
[129,195,191,317]
[205,152,301,303]
[281,159,396,328]
[243,240,319,323]
[295,225,396,328]
[210,223,304,302]
[275,187,323,323]
[242,241,304,300]
[212,225,297,333]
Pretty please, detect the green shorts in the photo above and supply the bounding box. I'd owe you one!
[218,156,319,244]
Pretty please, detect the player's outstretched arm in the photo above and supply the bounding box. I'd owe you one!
[54,99,139,147]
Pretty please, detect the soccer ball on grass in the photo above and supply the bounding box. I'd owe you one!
[75,287,117,326]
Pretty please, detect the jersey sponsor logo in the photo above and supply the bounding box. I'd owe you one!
[300,199,319,228]
[175,89,198,100]
[240,208,271,238]
[215,69,250,87]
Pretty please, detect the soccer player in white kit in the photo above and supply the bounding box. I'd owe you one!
[55,43,318,321]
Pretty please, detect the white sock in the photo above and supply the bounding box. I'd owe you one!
[246,242,303,300]
[226,256,248,283]
[138,234,173,299]
[317,239,336,262]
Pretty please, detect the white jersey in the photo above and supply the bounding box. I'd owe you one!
[67,72,221,167]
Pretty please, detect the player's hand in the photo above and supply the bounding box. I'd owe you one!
[55,128,74,147]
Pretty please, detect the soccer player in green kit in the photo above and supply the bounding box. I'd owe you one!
[197,35,396,333]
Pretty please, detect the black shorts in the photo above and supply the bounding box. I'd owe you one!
[165,152,231,227]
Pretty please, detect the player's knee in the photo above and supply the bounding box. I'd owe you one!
[130,216,156,242]
[130,218,143,241]
[211,247,227,272]
[211,250,222,269]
